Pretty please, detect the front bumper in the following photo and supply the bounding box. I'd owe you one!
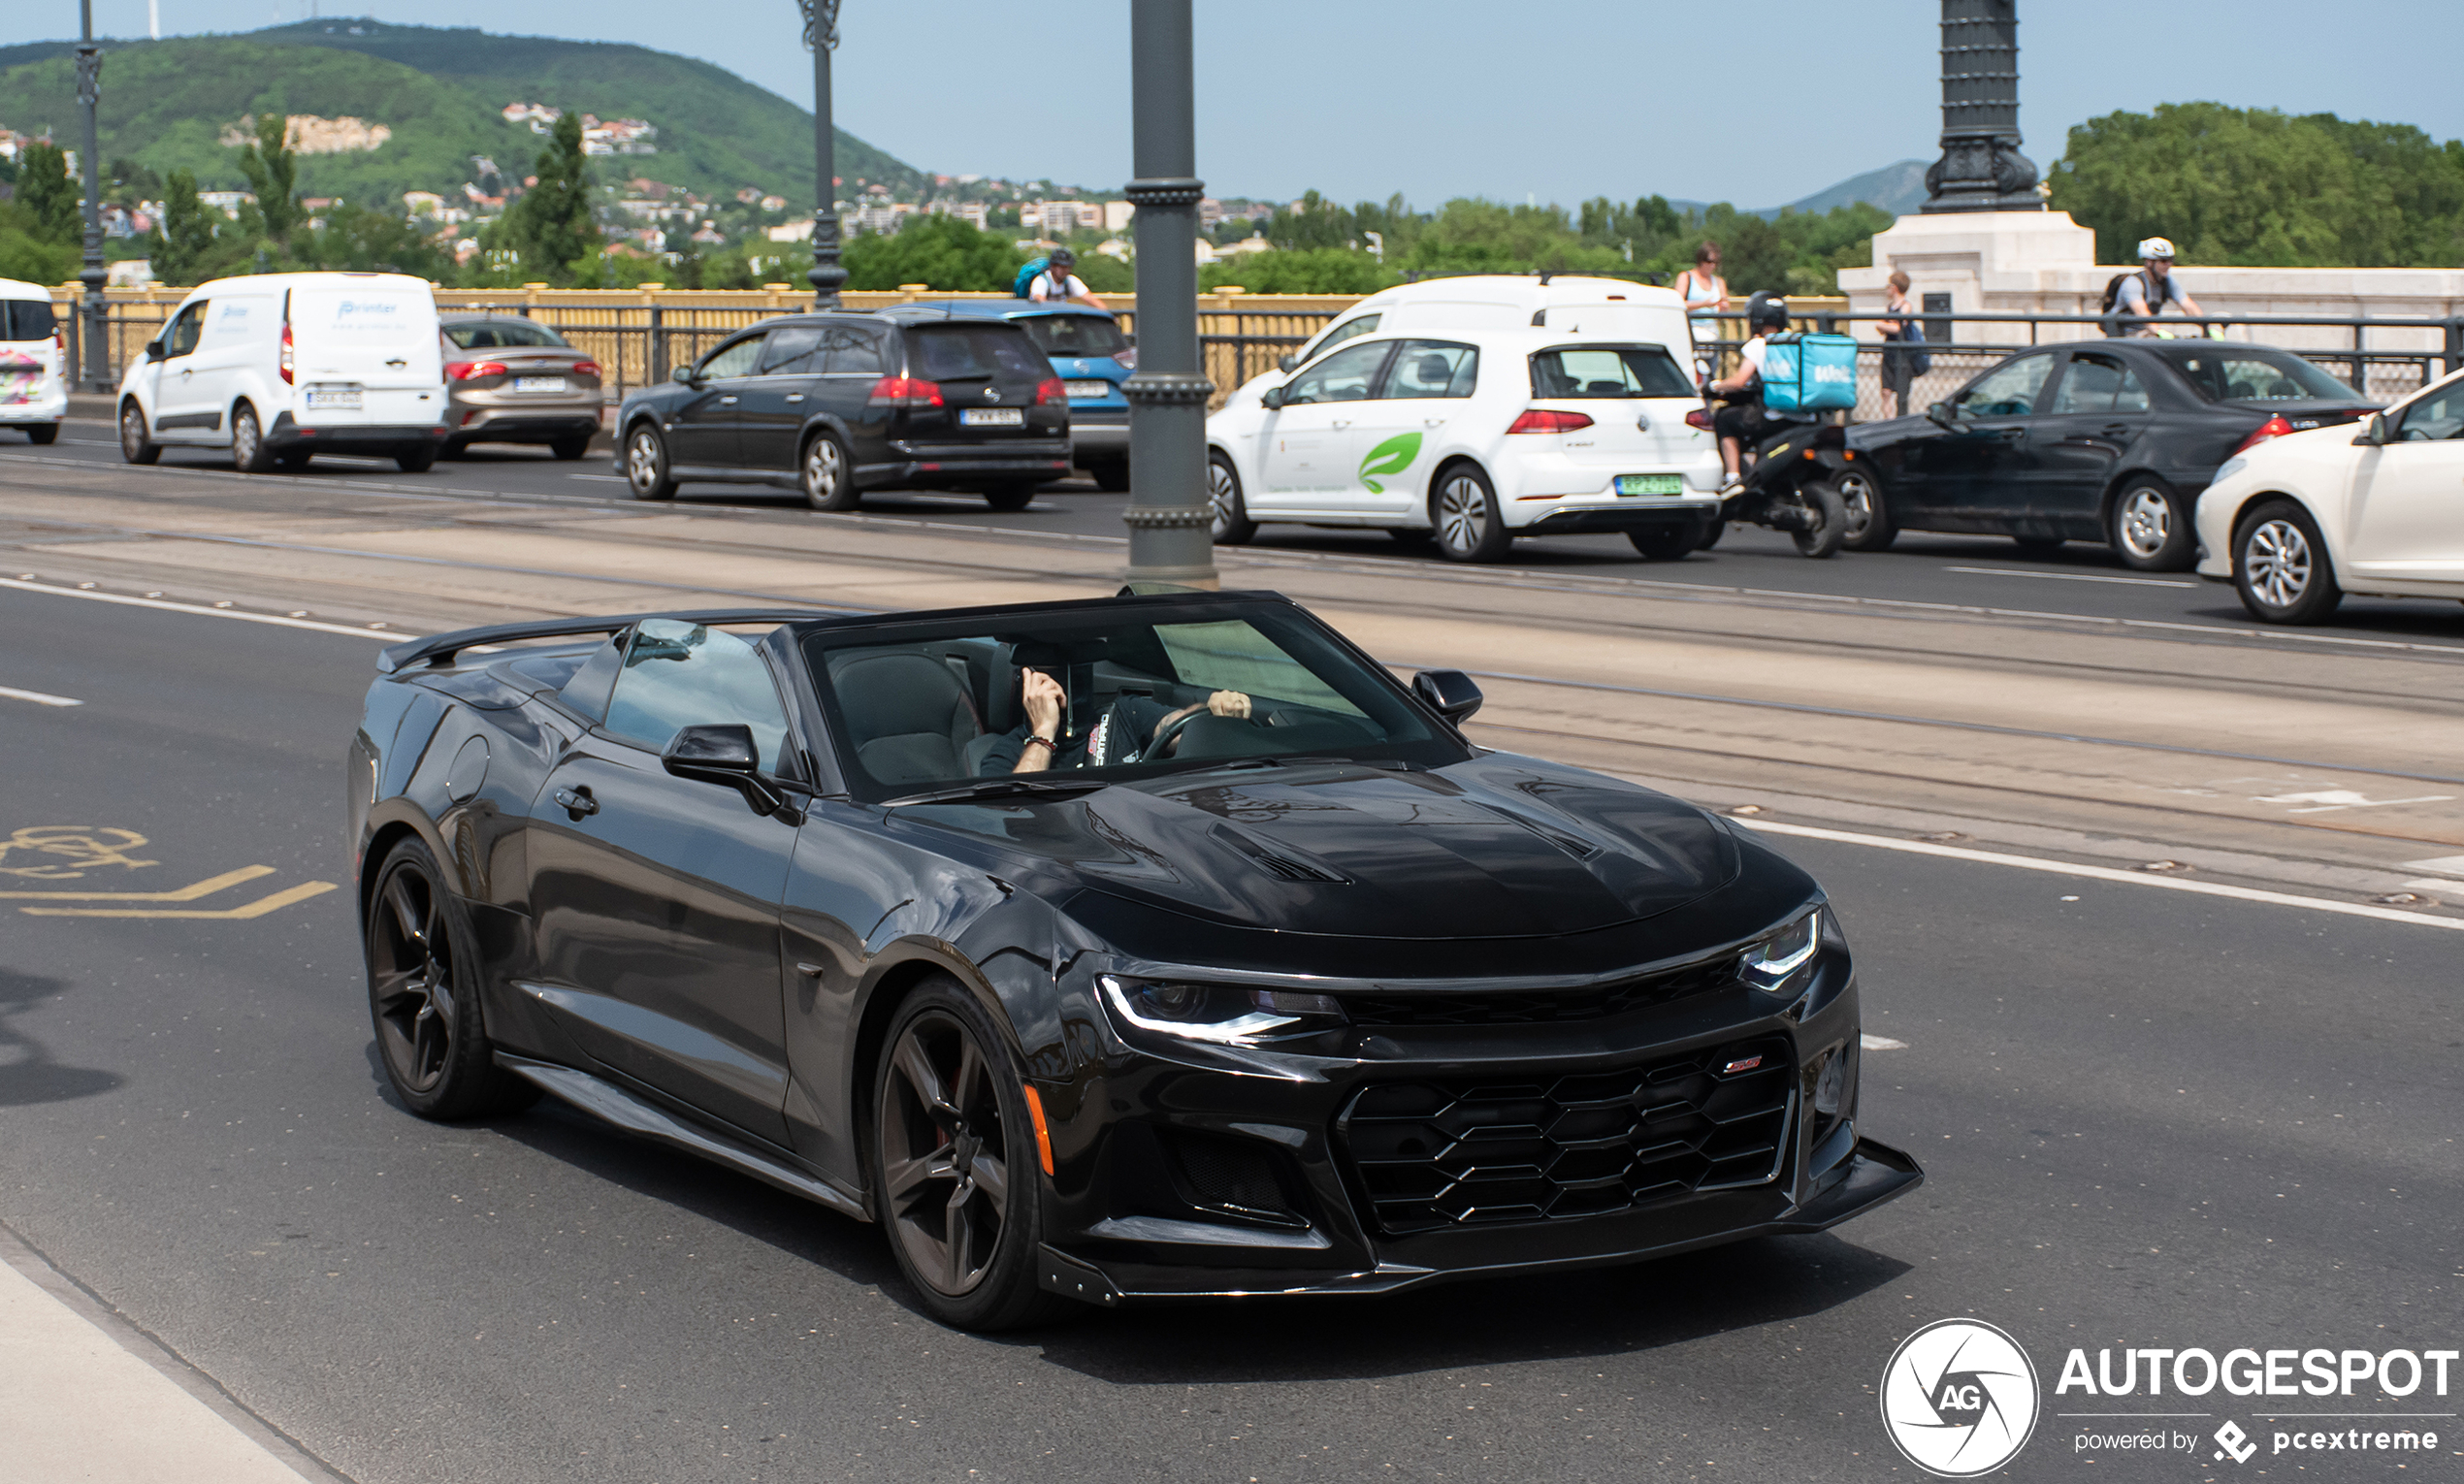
[268,412,447,454]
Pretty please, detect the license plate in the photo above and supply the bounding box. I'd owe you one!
[515,376,566,393]
[960,407,1024,427]
[1065,380,1111,400]
[1614,473,1684,497]
[305,387,362,410]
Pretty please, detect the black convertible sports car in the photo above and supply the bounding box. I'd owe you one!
[347,589,1920,1329]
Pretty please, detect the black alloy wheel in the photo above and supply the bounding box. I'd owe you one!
[627,423,679,500]
[118,402,159,465]
[1836,468,1897,551]
[2233,500,2343,625]
[2108,478,2194,570]
[1791,482,1849,559]
[231,404,274,473]
[365,837,535,1120]
[868,978,1066,1331]
[1433,463,1510,563]
[982,482,1037,512]
[801,431,859,511]
[1627,521,1704,561]
[1208,450,1256,544]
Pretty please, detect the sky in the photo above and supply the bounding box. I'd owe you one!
[11,1,2464,210]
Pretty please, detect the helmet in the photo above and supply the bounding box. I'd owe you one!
[1746,290,1789,336]
[1049,246,1077,269]
[2138,237,2176,261]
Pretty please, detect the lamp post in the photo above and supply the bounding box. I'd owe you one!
[796,0,848,308]
[1919,0,2042,213]
[1119,0,1216,588]
[75,0,108,390]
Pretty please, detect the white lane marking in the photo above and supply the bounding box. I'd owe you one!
[1739,819,2464,932]
[2256,788,2454,813]
[568,473,629,482]
[2404,854,2464,874]
[0,578,401,639]
[1944,565,2198,589]
[1860,1034,1908,1050]
[0,684,81,707]
[2403,878,2464,893]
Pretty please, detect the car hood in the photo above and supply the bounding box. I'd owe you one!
[891,757,1737,940]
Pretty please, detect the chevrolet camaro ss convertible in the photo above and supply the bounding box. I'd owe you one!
[347,588,1920,1329]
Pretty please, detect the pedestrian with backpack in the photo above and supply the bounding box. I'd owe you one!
[2101,238,2204,337]
[1873,270,1926,420]
[1019,246,1108,310]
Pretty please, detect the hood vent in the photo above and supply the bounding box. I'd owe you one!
[1209,823,1348,885]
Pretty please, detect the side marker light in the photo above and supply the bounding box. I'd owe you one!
[1021,1084,1056,1176]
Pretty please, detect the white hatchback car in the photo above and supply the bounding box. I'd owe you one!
[1206,319,1723,563]
[2195,368,2464,624]
[0,277,68,444]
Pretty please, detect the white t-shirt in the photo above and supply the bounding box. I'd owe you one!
[1738,336,1770,381]
[1028,272,1089,302]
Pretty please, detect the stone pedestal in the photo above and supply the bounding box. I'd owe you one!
[1838,210,2096,345]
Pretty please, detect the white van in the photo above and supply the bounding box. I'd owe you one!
[116,272,449,472]
[1217,274,1697,414]
[0,278,68,445]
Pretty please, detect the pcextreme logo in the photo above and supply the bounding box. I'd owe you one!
[1880,1318,2042,1477]
[1357,432,1420,492]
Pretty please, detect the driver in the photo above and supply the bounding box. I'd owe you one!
[984,669,1254,775]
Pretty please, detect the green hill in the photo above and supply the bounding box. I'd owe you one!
[0,19,923,212]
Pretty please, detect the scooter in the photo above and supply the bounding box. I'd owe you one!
[1687,393,1849,559]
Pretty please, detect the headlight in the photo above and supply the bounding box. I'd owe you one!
[1099,975,1347,1046]
[1739,907,1826,991]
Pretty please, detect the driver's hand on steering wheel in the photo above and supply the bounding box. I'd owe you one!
[1205,691,1251,721]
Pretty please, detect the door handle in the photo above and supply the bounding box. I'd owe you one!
[553,785,599,820]
[2100,423,2132,438]
[1997,428,2028,442]
[1424,418,1446,428]
[786,393,805,403]
[1331,419,1351,429]
[720,395,738,405]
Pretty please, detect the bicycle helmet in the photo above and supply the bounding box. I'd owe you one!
[1746,290,1790,337]
[1050,246,1078,269]
[2137,237,2176,261]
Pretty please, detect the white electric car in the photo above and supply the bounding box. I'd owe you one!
[2194,367,2464,624]
[0,277,68,444]
[1206,317,1723,563]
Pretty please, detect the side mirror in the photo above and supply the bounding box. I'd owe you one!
[671,365,700,386]
[1411,669,1483,726]
[1277,353,1297,372]
[146,339,168,363]
[663,723,790,817]
[1925,400,1961,430]
[2353,411,2387,446]
[1260,386,1288,410]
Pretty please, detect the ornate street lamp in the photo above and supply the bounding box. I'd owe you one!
[1920,0,2043,213]
[1119,0,1216,587]
[76,0,108,389]
[796,0,848,307]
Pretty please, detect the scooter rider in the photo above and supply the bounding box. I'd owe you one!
[1707,292,1790,493]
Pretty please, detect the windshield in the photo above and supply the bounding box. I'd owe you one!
[1015,314,1128,358]
[2160,347,2357,403]
[444,319,570,350]
[804,603,1462,800]
[1530,345,1693,399]
[909,324,1047,380]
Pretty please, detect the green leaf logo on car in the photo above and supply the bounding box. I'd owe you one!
[1357,432,1422,493]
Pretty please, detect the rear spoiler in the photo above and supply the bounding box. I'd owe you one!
[375,608,820,674]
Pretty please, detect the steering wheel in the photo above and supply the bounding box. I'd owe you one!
[1141,709,1205,762]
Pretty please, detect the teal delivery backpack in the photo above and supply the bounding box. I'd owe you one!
[1761,332,1859,412]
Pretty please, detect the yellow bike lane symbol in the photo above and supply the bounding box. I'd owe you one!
[0,825,337,919]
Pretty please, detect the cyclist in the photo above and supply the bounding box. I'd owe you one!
[2111,238,2204,336]
[1705,292,1791,492]
[1026,247,1108,311]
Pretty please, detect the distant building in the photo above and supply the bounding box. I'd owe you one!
[766,219,817,243]
[198,190,257,220]
[1105,200,1137,233]
[759,195,788,213]
[404,190,447,215]
[1196,198,1222,230]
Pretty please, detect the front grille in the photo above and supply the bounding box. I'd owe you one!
[1339,956,1738,1027]
[1336,1037,1794,1234]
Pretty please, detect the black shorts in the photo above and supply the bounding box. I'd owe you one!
[1713,403,1769,441]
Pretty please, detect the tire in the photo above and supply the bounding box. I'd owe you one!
[276,451,312,471]
[365,836,538,1120]
[118,402,159,465]
[2233,500,2343,625]
[1791,481,1849,559]
[1208,449,1256,545]
[26,422,58,445]
[982,482,1037,512]
[1696,519,1727,551]
[439,439,467,460]
[1433,463,1510,563]
[1627,521,1704,561]
[395,445,438,474]
[625,422,679,501]
[2107,477,2193,570]
[1836,468,1897,552]
[2011,534,2065,557]
[867,977,1071,1332]
[550,435,593,462]
[1092,460,1131,493]
[231,404,274,473]
[800,431,859,511]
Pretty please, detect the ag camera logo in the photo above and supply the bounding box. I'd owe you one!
[1881,1318,2041,1476]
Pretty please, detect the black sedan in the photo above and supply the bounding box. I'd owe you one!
[615,306,1072,512]
[1840,339,2376,569]
[347,590,1920,1330]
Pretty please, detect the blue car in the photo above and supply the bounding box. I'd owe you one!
[909,300,1134,491]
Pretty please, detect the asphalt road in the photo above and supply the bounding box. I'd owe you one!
[3,583,2454,1483]
[14,420,2464,652]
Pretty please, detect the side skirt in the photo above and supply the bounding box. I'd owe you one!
[497,1052,871,1223]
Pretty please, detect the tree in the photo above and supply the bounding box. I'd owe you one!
[300,203,448,277]
[841,213,1021,291]
[493,112,602,286]
[16,142,81,247]
[236,113,302,242]
[146,169,224,286]
[107,158,165,209]
[0,202,76,283]
[1201,246,1398,295]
